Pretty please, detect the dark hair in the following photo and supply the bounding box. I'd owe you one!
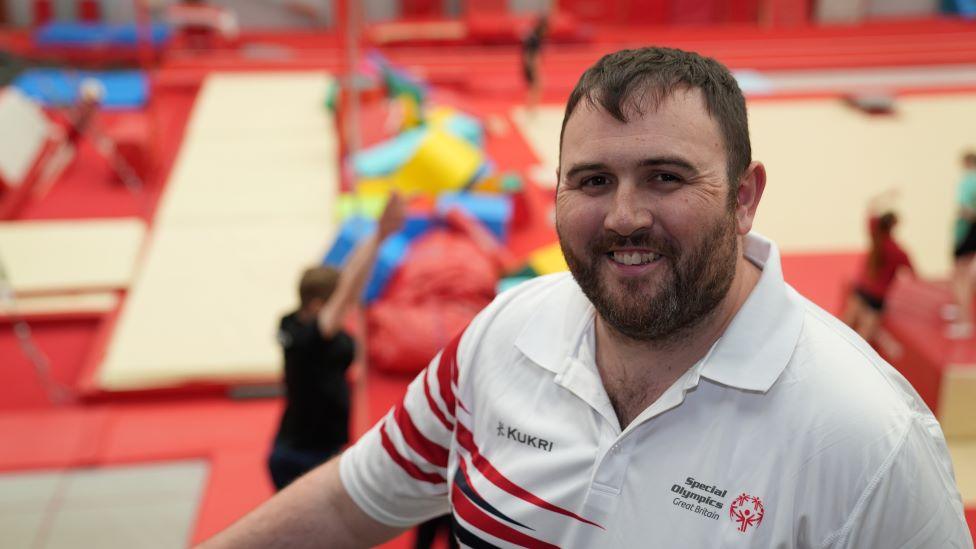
[963,151,976,166]
[867,212,897,278]
[299,266,339,307]
[559,47,751,195]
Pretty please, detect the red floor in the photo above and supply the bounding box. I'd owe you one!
[1,19,975,546]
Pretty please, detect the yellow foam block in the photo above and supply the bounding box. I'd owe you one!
[470,173,508,194]
[427,105,457,126]
[355,177,395,197]
[391,128,482,196]
[528,242,568,275]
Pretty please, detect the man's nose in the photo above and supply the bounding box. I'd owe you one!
[604,183,654,237]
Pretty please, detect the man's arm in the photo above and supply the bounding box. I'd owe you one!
[197,456,404,549]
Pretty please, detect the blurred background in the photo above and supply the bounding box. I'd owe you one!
[1,0,975,547]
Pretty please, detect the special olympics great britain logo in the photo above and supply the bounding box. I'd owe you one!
[729,493,764,533]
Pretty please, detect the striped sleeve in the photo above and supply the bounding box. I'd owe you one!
[339,331,464,527]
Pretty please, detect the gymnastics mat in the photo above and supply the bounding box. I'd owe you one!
[0,292,118,321]
[96,73,338,392]
[13,70,150,109]
[0,218,145,296]
[512,93,976,277]
[0,88,50,189]
[34,22,172,48]
[883,277,976,438]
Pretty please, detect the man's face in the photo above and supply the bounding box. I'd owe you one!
[556,87,741,342]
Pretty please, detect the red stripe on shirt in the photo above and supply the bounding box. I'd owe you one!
[437,334,461,418]
[452,481,559,549]
[380,422,446,484]
[423,368,454,431]
[455,422,603,529]
[393,404,450,468]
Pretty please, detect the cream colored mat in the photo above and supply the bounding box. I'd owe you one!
[0,292,118,318]
[948,439,976,505]
[941,366,976,439]
[513,95,976,277]
[97,73,337,391]
[0,218,145,295]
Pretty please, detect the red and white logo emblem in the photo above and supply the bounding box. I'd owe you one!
[729,493,764,532]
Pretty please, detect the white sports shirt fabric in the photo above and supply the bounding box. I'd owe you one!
[340,233,971,548]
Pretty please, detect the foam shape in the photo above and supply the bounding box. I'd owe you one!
[323,214,433,302]
[528,242,568,275]
[323,216,375,267]
[0,88,49,188]
[429,107,484,147]
[364,233,411,302]
[392,128,482,195]
[401,214,435,240]
[352,128,426,178]
[497,275,534,294]
[0,218,145,295]
[14,69,149,109]
[34,22,172,47]
[437,191,512,242]
[354,178,395,197]
[336,193,388,222]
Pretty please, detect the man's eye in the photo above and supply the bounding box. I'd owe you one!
[581,175,609,187]
[654,173,682,183]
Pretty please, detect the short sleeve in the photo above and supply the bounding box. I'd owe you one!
[339,331,466,527]
[959,175,976,208]
[825,416,972,548]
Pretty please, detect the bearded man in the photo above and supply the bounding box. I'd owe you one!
[201,47,970,549]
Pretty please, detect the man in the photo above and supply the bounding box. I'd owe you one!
[201,48,970,548]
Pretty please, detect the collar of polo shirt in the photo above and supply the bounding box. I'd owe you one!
[514,232,805,394]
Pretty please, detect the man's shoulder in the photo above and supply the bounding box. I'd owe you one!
[785,292,933,434]
[456,272,581,366]
[473,272,579,325]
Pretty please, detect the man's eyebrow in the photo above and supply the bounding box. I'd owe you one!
[564,157,698,180]
[637,156,698,172]
[564,162,607,180]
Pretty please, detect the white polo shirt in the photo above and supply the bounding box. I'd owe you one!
[340,233,971,548]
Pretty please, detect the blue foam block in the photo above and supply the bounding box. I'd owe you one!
[13,69,149,109]
[496,276,534,295]
[34,22,171,47]
[323,216,375,267]
[443,113,484,147]
[437,192,513,242]
[364,233,412,302]
[323,215,435,302]
[401,214,435,240]
[353,128,426,178]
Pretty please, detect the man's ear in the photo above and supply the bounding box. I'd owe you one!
[735,161,766,236]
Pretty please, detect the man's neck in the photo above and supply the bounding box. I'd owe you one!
[594,255,762,429]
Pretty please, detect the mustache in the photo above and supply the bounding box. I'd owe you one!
[589,230,679,258]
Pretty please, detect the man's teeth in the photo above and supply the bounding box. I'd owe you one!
[610,251,661,265]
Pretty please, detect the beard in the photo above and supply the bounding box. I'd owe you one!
[558,212,739,344]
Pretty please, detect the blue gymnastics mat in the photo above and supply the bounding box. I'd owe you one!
[34,22,171,47]
[13,70,149,109]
